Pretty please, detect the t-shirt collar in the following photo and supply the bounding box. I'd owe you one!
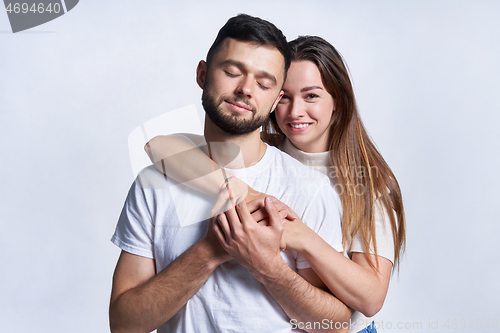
[282,138,330,167]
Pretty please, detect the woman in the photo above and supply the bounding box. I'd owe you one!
[265,36,405,332]
[146,36,405,333]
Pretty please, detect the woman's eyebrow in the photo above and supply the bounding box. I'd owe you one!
[300,86,323,92]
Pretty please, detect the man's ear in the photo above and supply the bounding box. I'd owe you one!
[196,60,207,89]
[270,90,285,113]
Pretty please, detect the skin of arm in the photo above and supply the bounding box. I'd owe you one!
[145,135,250,200]
[145,135,295,217]
[145,135,390,317]
[109,218,230,333]
[284,216,393,317]
[214,198,351,333]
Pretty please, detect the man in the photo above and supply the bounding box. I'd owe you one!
[110,14,351,332]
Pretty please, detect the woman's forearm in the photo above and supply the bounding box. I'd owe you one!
[145,135,227,196]
[145,135,263,208]
[297,228,392,317]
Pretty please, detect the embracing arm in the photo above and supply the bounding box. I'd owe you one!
[285,218,392,317]
[145,135,258,205]
[261,261,352,332]
[145,134,229,197]
[109,224,229,333]
[214,199,351,332]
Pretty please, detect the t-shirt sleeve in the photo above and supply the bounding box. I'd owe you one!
[296,179,343,270]
[111,180,155,259]
[348,199,395,263]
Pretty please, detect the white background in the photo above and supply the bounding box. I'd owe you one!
[1,1,499,332]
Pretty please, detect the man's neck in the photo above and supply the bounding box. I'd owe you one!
[203,116,267,169]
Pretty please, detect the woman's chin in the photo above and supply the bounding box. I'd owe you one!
[288,137,308,151]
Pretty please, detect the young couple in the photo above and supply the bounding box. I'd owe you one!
[110,14,405,333]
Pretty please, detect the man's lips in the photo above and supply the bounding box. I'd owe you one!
[225,100,253,113]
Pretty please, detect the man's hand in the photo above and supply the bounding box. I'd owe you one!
[200,216,232,266]
[246,195,297,225]
[246,195,297,251]
[212,197,285,281]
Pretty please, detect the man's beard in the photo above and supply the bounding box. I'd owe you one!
[202,90,269,135]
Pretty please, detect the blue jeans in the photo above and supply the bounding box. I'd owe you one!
[358,321,377,333]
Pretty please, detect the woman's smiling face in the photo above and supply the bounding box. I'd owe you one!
[275,60,335,153]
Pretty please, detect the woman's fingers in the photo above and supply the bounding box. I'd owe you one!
[253,207,289,224]
[213,218,227,246]
[251,207,268,222]
[247,196,296,218]
[282,203,298,220]
[210,187,230,217]
[264,196,284,230]
[246,197,264,214]
[215,213,231,241]
[252,205,289,225]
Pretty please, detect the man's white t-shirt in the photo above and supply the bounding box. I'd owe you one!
[112,143,343,333]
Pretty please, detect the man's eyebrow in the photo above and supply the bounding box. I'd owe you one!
[220,59,278,86]
[256,70,277,86]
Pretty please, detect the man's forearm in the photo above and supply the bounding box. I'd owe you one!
[258,260,352,333]
[109,240,221,333]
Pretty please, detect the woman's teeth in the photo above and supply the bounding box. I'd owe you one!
[290,123,309,128]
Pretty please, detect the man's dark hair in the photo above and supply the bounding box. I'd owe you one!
[206,14,291,82]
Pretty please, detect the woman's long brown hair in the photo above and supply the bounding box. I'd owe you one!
[263,36,406,270]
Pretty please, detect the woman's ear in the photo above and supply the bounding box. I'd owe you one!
[196,60,207,89]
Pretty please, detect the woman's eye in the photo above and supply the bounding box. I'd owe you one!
[279,95,289,103]
[306,93,319,99]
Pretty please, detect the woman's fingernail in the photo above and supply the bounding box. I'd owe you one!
[282,219,286,225]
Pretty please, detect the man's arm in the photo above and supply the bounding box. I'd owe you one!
[214,198,351,333]
[109,221,230,333]
[262,264,352,333]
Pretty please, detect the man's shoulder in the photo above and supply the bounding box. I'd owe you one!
[134,165,168,191]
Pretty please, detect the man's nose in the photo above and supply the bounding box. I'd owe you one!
[236,76,253,97]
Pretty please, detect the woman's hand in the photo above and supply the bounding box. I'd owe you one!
[247,197,315,253]
[245,195,297,251]
[212,197,286,280]
[210,177,248,217]
[282,216,315,253]
[211,185,298,251]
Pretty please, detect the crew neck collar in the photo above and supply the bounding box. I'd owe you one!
[282,138,330,167]
[225,143,273,179]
